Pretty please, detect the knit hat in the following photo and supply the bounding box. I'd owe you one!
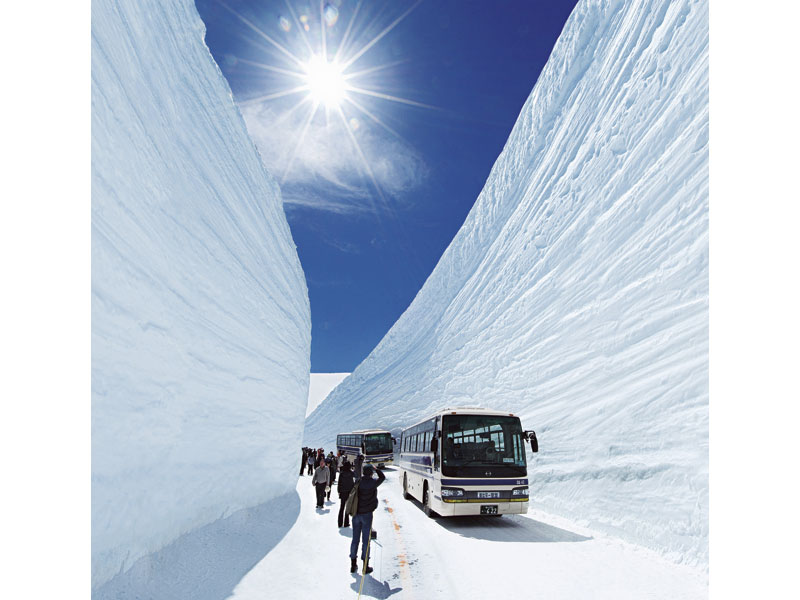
[362,465,374,476]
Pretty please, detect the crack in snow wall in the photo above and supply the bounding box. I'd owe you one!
[91,0,311,589]
[305,0,708,568]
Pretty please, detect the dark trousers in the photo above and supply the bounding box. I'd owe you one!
[315,483,327,507]
[307,463,313,475]
[350,512,374,560]
[300,459,306,475]
[338,497,350,527]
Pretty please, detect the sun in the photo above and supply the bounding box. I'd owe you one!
[303,55,346,107]
[219,0,431,197]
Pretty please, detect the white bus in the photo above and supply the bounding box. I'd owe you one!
[336,429,395,469]
[398,407,538,517]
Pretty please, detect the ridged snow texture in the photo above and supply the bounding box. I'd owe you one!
[91,0,310,589]
[306,0,708,568]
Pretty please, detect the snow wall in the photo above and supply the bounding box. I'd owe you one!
[305,0,708,568]
[92,0,310,589]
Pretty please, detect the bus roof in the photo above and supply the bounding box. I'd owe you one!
[344,429,391,435]
[401,407,519,432]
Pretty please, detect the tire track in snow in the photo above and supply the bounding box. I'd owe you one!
[381,497,415,599]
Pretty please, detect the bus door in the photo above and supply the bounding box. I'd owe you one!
[433,418,441,472]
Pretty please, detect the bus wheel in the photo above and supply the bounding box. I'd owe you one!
[422,483,434,518]
[403,473,410,500]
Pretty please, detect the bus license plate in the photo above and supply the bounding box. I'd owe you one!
[480,505,498,515]
[477,491,500,499]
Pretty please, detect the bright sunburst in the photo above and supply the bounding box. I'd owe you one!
[218,0,432,206]
[303,55,346,107]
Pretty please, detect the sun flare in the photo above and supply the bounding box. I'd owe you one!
[303,55,346,107]
[220,0,429,197]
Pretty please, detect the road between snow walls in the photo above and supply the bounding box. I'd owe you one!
[305,0,709,571]
[226,468,707,600]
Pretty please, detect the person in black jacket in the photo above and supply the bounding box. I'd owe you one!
[349,465,385,574]
[353,453,364,478]
[300,448,307,476]
[337,461,355,528]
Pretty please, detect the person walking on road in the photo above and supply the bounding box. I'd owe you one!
[300,447,308,476]
[337,461,355,528]
[312,459,330,509]
[349,465,385,574]
[306,453,314,475]
[325,458,335,501]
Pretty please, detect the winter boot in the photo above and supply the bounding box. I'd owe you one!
[362,560,373,575]
[350,558,357,573]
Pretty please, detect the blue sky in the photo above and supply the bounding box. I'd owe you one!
[194,0,579,372]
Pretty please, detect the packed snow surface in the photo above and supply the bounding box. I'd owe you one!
[230,470,706,600]
[87,469,708,599]
[92,0,310,589]
[306,0,708,568]
[306,373,350,417]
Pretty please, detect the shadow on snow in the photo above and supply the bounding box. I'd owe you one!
[404,497,591,543]
[93,491,301,600]
[349,574,402,599]
[436,513,592,543]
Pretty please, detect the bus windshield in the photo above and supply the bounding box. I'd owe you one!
[364,433,393,455]
[441,415,527,477]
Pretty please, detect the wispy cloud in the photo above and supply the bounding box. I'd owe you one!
[240,101,428,213]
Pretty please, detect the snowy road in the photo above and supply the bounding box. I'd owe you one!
[226,468,706,600]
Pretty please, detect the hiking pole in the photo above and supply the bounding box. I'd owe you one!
[357,525,373,599]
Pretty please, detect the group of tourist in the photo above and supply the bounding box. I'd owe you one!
[299,445,386,573]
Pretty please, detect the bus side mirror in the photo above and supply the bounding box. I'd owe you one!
[431,438,438,453]
[524,430,539,453]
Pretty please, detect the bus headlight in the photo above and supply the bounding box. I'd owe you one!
[512,487,529,496]
[441,487,465,497]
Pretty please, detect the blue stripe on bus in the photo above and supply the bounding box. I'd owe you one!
[442,478,528,486]
[399,454,432,466]
[403,463,431,473]
[337,446,393,461]
[405,468,433,480]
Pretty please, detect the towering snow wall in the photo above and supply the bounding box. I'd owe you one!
[306,0,708,567]
[92,0,310,589]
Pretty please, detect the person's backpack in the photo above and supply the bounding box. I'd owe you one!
[345,480,360,517]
